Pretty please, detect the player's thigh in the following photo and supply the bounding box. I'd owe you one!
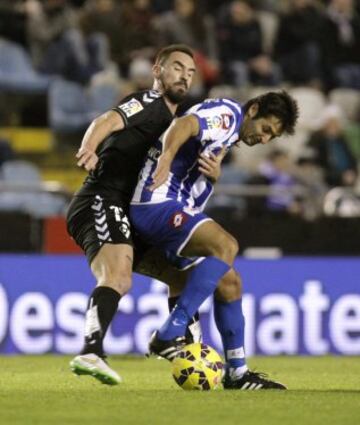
[134,247,188,294]
[181,220,239,260]
[67,194,134,294]
[91,243,133,294]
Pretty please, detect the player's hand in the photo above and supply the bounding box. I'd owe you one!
[148,152,172,191]
[76,147,99,172]
[198,146,227,183]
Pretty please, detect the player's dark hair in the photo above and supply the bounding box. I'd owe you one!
[243,91,299,135]
[155,44,194,66]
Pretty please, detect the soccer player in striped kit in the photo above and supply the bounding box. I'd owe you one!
[130,91,299,389]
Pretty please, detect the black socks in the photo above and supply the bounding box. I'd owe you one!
[81,286,121,357]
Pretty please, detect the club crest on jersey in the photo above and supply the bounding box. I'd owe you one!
[119,98,144,117]
[169,211,188,228]
[205,115,222,129]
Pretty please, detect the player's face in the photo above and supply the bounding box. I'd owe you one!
[157,52,196,103]
[241,106,283,146]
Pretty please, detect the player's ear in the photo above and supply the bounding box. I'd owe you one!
[152,64,162,79]
[248,102,259,118]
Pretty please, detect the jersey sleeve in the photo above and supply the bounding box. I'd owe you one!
[112,90,163,128]
[186,99,243,148]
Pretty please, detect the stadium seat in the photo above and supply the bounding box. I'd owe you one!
[48,78,120,133]
[208,85,247,102]
[288,87,327,131]
[0,160,68,217]
[1,160,42,185]
[0,38,50,94]
[247,85,285,99]
[231,141,274,171]
[329,88,360,122]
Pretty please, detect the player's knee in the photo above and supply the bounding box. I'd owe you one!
[168,274,187,298]
[227,236,239,259]
[212,234,239,264]
[215,270,242,302]
[93,261,132,295]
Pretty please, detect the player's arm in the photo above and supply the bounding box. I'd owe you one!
[76,111,125,171]
[149,115,199,191]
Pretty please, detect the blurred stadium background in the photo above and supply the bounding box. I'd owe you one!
[0,0,360,360]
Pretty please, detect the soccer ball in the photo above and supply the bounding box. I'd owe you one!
[172,343,224,390]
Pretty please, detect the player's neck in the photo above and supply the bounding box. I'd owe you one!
[152,81,178,115]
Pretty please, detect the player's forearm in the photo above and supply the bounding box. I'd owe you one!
[162,115,199,159]
[79,111,124,152]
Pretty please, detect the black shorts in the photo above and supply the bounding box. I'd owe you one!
[66,193,137,264]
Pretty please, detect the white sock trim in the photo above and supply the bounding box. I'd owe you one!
[229,365,249,380]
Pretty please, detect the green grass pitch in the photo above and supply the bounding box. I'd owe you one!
[0,356,359,425]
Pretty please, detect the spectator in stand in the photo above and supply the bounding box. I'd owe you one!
[0,0,31,48]
[216,0,281,87]
[120,57,154,96]
[79,0,124,74]
[319,0,360,90]
[307,104,358,187]
[27,0,110,83]
[115,0,159,76]
[155,0,219,86]
[69,0,86,7]
[206,0,233,15]
[273,0,324,87]
[152,0,173,14]
[252,0,283,12]
[295,155,328,220]
[258,149,303,216]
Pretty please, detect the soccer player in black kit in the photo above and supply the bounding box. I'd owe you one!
[66,45,202,384]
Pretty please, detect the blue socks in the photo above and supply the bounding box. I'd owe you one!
[158,256,230,340]
[214,298,247,375]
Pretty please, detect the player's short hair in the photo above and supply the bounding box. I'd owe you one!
[155,44,194,66]
[244,91,299,135]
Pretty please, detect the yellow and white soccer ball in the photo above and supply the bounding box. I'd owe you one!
[172,343,224,390]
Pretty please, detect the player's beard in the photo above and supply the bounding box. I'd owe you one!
[164,84,188,104]
[240,120,260,146]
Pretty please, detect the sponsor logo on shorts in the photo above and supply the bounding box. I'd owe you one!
[170,211,188,228]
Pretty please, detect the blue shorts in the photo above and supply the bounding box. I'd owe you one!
[130,201,212,270]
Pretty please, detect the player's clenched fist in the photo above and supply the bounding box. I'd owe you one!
[198,146,226,183]
[76,147,99,171]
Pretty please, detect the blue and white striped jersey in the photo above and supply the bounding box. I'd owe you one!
[131,98,244,212]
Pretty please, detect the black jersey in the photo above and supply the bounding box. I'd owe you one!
[77,89,173,202]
